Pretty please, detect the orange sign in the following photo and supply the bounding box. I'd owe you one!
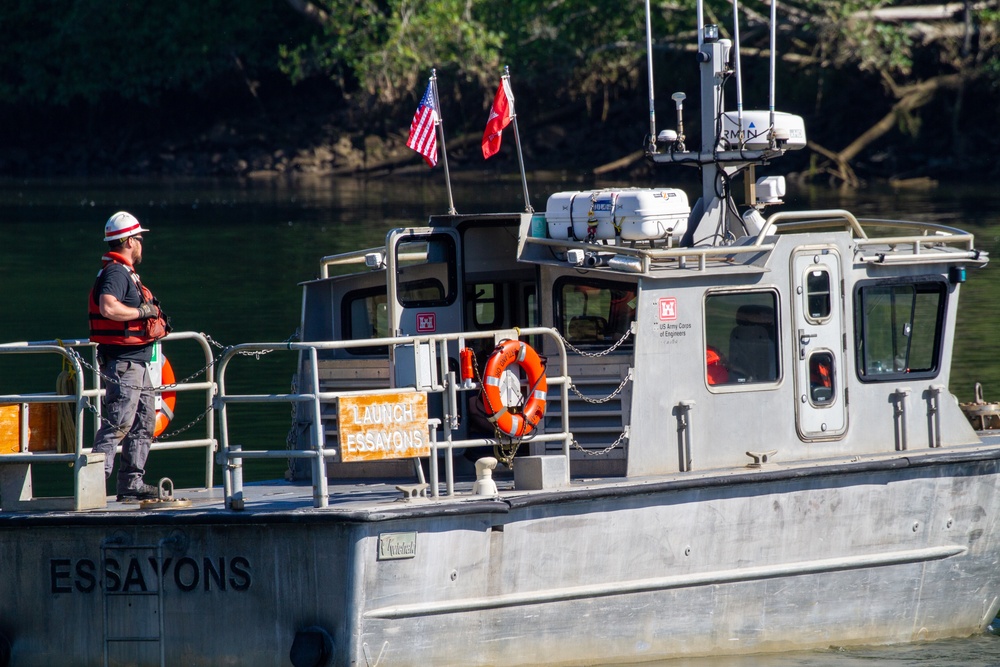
[338,392,430,462]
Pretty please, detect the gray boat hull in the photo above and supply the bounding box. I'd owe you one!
[2,450,998,666]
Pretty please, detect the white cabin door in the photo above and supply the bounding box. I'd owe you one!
[386,227,463,339]
[791,248,848,439]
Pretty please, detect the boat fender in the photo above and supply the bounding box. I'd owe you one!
[481,340,548,439]
[289,626,333,667]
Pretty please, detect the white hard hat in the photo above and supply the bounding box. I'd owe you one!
[104,211,150,243]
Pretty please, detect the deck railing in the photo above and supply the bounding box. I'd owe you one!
[520,209,987,275]
[216,327,572,510]
[0,331,217,510]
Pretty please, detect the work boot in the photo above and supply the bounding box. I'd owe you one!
[116,482,159,502]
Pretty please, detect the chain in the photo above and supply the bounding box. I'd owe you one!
[570,428,629,456]
[154,405,212,440]
[557,325,633,358]
[79,392,212,442]
[203,329,300,360]
[570,368,633,404]
[70,348,212,393]
[71,329,300,440]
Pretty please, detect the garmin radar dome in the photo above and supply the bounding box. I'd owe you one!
[103,211,149,243]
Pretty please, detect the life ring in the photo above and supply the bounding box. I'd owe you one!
[154,356,176,437]
[481,340,547,438]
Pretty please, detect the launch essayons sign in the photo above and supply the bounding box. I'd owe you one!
[338,391,430,461]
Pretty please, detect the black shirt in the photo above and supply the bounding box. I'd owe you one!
[94,262,153,363]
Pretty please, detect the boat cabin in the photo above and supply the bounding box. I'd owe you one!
[290,203,986,483]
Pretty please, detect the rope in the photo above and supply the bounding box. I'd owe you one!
[53,340,77,454]
[55,368,77,454]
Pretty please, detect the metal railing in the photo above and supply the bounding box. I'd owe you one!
[522,209,987,275]
[216,327,572,510]
[0,331,218,502]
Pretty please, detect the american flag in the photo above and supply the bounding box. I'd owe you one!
[406,81,439,167]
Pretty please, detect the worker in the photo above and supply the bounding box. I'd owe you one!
[88,211,170,501]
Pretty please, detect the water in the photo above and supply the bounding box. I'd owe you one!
[2,175,1000,665]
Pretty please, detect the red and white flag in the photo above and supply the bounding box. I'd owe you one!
[482,78,513,160]
[406,80,439,167]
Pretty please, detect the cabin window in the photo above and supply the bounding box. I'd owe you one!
[805,267,832,322]
[808,351,835,404]
[524,286,538,327]
[342,287,389,355]
[396,234,457,307]
[555,278,636,348]
[704,291,780,385]
[469,283,503,329]
[855,280,946,380]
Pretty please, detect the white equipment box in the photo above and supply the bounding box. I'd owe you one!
[545,188,690,242]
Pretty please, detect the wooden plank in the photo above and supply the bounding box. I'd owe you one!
[0,404,21,454]
[0,403,62,454]
[27,404,59,452]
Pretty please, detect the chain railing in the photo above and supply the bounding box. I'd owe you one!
[215,327,573,510]
[554,325,635,454]
[0,331,218,504]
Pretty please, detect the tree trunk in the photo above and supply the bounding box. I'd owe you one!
[808,73,965,186]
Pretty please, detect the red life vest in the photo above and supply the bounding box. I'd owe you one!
[88,252,159,346]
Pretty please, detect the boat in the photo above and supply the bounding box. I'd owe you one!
[1,2,998,666]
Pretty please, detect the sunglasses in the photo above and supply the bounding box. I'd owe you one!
[132,235,143,244]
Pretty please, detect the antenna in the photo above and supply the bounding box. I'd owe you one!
[645,0,657,152]
[697,0,705,50]
[769,0,777,133]
[671,92,687,150]
[732,0,744,148]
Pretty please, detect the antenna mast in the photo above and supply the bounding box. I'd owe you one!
[645,0,657,152]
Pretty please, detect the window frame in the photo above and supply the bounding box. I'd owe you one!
[703,288,782,390]
[341,285,389,356]
[803,265,833,325]
[853,278,947,383]
[552,276,637,351]
[395,233,458,308]
[468,282,505,330]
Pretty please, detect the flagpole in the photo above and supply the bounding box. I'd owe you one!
[504,66,533,213]
[430,69,457,215]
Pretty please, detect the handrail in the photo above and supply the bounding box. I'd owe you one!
[0,331,218,495]
[215,327,572,511]
[757,210,982,252]
[523,210,983,275]
[755,209,868,245]
[523,236,777,274]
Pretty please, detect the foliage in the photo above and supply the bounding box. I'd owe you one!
[0,0,309,106]
[278,0,700,113]
[278,0,505,107]
[0,0,997,174]
[784,0,913,76]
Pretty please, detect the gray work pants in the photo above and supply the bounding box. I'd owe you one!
[91,358,154,494]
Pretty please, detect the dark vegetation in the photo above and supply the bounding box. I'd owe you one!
[0,0,998,185]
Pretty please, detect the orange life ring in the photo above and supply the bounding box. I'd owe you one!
[154,356,176,437]
[481,340,547,438]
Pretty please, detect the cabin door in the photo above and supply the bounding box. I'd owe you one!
[791,248,848,439]
[386,227,463,340]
